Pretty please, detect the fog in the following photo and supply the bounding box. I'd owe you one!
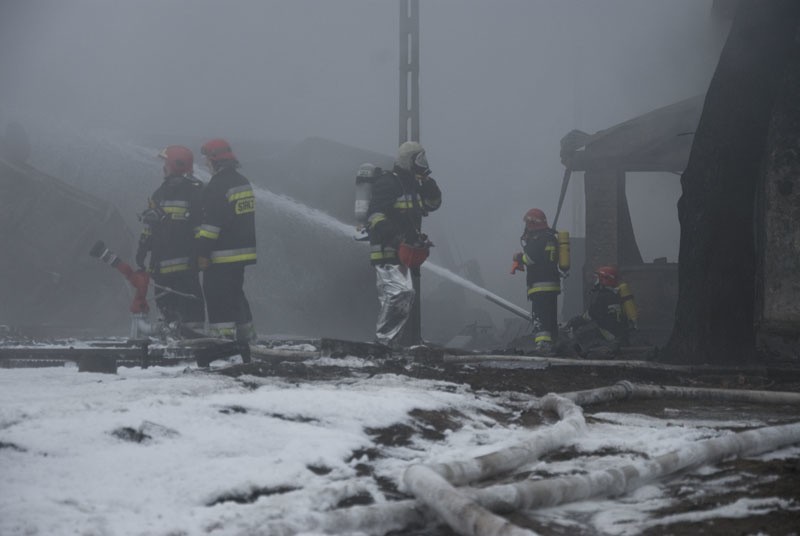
[0,1,727,336]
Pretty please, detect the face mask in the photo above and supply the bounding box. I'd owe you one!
[413,150,430,177]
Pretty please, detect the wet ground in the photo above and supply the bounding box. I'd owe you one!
[3,337,799,535]
[221,350,800,535]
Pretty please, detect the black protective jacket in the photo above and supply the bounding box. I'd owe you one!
[522,228,561,297]
[195,166,257,266]
[136,174,204,275]
[366,167,441,265]
[587,285,628,340]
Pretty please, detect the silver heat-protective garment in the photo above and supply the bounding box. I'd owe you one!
[375,264,415,344]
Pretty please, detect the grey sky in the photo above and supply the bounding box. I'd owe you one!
[0,0,726,311]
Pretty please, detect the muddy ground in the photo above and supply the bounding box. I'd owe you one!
[220,350,800,536]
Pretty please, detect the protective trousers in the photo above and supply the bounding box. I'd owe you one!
[202,263,254,341]
[375,264,415,345]
[153,272,205,331]
[571,318,619,357]
[530,291,558,346]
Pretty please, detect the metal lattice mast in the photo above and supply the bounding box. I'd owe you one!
[399,0,420,145]
[399,0,422,345]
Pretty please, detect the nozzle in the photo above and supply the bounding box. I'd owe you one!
[89,240,120,267]
[89,240,106,258]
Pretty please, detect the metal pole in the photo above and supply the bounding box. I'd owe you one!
[399,0,420,146]
[399,0,422,345]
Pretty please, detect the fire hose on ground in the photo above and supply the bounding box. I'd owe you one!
[248,382,800,536]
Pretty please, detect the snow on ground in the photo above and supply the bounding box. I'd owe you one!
[1,361,799,536]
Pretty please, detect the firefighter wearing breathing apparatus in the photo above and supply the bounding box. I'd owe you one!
[363,141,441,346]
[135,145,206,334]
[195,139,257,353]
[567,265,639,358]
[511,208,570,355]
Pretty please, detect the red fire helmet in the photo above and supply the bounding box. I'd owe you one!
[158,145,193,176]
[200,138,237,162]
[594,265,619,287]
[523,208,548,231]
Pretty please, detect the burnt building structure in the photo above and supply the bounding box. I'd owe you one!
[0,135,133,335]
[560,95,704,346]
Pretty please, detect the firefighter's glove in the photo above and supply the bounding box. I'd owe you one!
[197,256,210,271]
[510,252,525,274]
[139,206,167,225]
[417,233,434,248]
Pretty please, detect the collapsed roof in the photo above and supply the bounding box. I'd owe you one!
[562,95,704,173]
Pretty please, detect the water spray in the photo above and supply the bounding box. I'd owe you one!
[251,188,533,322]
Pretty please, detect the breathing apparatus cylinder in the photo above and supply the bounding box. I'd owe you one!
[557,230,571,272]
[355,163,380,224]
[617,282,638,323]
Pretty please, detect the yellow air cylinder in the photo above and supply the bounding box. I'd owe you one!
[557,230,571,272]
[617,282,638,324]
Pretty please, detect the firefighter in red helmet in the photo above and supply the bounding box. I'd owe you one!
[365,141,441,346]
[195,138,257,360]
[135,145,205,335]
[510,208,563,355]
[567,265,639,358]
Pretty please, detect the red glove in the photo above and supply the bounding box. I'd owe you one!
[510,252,525,274]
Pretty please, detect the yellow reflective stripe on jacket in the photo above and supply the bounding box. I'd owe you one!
[527,281,561,294]
[392,191,415,210]
[162,206,189,220]
[196,224,221,240]
[210,247,257,264]
[226,186,254,202]
[370,244,396,261]
[208,322,236,338]
[545,244,557,262]
[368,212,386,228]
[598,327,616,341]
[159,263,190,273]
[533,331,552,343]
[158,257,191,273]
